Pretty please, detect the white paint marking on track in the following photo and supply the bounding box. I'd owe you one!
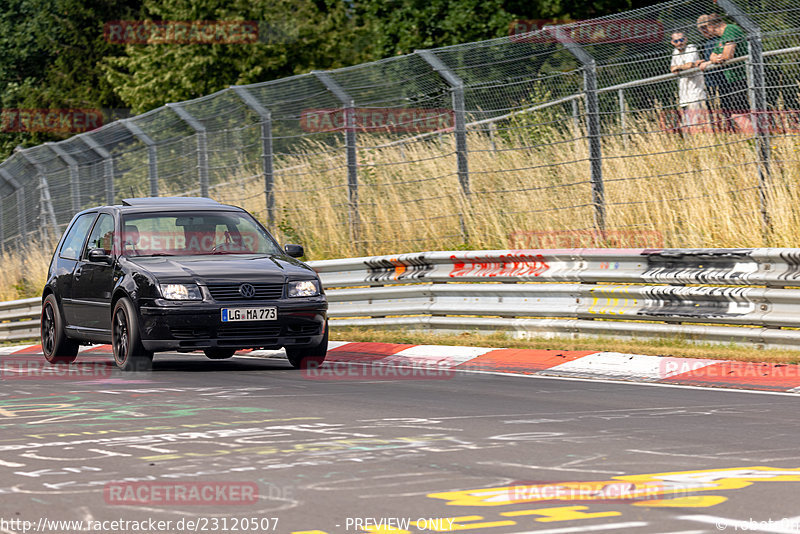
[504,522,648,534]
[384,344,495,366]
[440,366,800,397]
[326,340,352,350]
[0,345,35,355]
[478,460,625,475]
[246,341,351,358]
[545,352,716,381]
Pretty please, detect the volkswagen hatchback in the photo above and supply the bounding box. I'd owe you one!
[41,197,328,371]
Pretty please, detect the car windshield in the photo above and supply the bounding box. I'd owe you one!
[120,211,282,257]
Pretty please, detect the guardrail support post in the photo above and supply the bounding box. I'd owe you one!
[122,120,159,197]
[79,134,115,205]
[167,104,209,198]
[717,0,772,238]
[561,39,606,233]
[313,71,360,246]
[232,86,275,230]
[46,143,81,212]
[416,49,470,198]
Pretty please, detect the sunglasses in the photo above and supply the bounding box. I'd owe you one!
[672,37,686,43]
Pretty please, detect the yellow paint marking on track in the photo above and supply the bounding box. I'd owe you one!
[632,495,728,508]
[502,506,621,522]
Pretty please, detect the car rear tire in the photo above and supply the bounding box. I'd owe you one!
[112,298,153,372]
[285,324,328,369]
[204,348,236,360]
[41,294,79,364]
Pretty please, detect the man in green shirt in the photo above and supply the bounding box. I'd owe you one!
[699,14,751,131]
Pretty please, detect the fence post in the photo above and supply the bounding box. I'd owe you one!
[717,0,772,237]
[122,119,159,197]
[232,86,275,230]
[313,71,360,246]
[0,169,23,246]
[46,143,81,212]
[79,134,115,205]
[416,49,470,197]
[18,150,59,242]
[561,39,606,233]
[167,104,209,198]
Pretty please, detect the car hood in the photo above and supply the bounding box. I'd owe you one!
[124,254,316,284]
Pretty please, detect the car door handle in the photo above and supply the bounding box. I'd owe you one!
[74,266,83,280]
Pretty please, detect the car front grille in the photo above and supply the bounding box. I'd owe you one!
[206,283,283,301]
[286,324,321,335]
[217,323,282,338]
[170,327,211,339]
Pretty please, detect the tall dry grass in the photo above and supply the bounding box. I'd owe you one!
[221,116,800,257]
[0,242,54,301]
[3,119,799,300]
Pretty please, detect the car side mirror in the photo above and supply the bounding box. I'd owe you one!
[88,248,112,264]
[284,244,304,258]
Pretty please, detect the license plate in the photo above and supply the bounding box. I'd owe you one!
[221,307,277,322]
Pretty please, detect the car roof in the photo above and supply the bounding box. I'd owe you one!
[76,197,247,215]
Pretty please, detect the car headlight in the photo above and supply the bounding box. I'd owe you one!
[287,280,320,297]
[160,283,202,300]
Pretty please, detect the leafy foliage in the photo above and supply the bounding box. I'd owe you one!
[1,0,661,159]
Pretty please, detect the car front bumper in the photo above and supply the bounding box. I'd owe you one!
[138,298,327,352]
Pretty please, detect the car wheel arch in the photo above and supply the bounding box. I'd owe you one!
[110,289,133,318]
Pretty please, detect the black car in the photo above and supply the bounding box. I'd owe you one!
[41,197,328,371]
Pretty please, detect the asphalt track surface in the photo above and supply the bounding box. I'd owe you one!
[2,348,800,534]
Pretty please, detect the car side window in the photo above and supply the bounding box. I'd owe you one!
[59,213,97,260]
[83,213,115,257]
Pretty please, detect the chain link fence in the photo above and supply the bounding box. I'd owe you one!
[0,0,798,258]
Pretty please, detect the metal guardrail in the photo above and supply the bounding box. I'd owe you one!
[313,248,800,350]
[5,248,800,349]
[0,297,41,342]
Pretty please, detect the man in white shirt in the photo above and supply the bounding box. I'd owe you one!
[670,32,707,131]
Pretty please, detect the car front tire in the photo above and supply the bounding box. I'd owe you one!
[285,324,328,369]
[41,294,79,364]
[112,297,153,371]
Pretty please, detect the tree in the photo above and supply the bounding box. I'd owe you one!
[0,0,141,159]
[352,0,515,56]
[101,0,375,114]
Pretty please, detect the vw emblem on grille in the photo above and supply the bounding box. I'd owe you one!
[239,283,256,298]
